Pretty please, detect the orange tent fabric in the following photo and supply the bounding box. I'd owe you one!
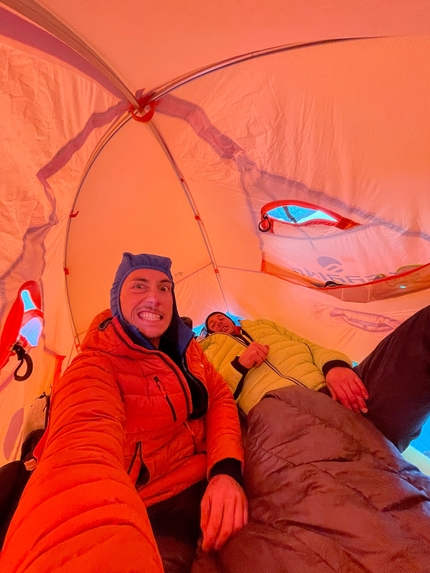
[2,1,430,567]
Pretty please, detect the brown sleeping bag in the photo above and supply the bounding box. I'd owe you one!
[194,386,430,573]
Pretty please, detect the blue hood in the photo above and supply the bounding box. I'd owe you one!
[110,252,193,355]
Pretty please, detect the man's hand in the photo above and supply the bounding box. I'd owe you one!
[238,342,269,369]
[200,474,248,552]
[325,367,368,414]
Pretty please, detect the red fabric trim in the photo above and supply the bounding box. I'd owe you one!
[0,281,42,370]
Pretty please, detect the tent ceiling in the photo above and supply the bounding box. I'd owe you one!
[66,35,430,360]
[4,0,430,99]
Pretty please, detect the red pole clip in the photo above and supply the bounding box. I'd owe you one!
[130,101,156,123]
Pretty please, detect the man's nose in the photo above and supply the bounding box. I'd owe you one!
[145,287,160,304]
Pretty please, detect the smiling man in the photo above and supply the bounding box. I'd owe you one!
[119,269,174,347]
[107,256,246,571]
[202,309,430,453]
[4,254,246,573]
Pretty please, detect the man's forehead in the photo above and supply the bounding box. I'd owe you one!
[125,268,172,283]
[209,313,230,322]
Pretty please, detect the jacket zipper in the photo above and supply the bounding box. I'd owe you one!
[112,321,192,417]
[212,333,307,389]
[154,376,177,421]
[181,356,209,418]
[184,420,198,453]
[127,441,142,474]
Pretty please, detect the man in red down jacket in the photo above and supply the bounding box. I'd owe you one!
[0,253,246,573]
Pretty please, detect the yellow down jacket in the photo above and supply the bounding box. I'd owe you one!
[200,318,352,414]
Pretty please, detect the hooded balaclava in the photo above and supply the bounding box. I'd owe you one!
[110,252,206,418]
[110,252,192,355]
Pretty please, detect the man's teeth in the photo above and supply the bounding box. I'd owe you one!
[139,312,162,321]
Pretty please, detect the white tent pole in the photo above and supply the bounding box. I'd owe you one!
[144,37,369,104]
[146,121,229,311]
[63,110,230,340]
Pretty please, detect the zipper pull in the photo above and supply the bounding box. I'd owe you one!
[154,376,167,398]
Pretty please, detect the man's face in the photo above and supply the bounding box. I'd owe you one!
[120,269,173,348]
[207,313,235,335]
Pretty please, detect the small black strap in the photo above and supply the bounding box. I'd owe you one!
[12,343,33,382]
[322,359,352,377]
[209,458,243,486]
[233,374,247,401]
[231,330,255,401]
[98,317,113,330]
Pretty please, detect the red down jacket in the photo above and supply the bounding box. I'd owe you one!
[0,310,243,573]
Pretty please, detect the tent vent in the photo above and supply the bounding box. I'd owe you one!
[259,200,359,233]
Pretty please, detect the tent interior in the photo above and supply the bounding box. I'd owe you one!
[1,0,430,475]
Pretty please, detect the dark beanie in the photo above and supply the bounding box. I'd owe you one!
[205,311,234,334]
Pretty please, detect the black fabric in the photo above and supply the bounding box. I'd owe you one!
[0,419,45,549]
[228,331,254,401]
[230,357,249,377]
[209,458,243,487]
[181,360,209,420]
[0,461,31,549]
[158,336,208,419]
[20,429,45,462]
[236,329,253,345]
[147,481,206,573]
[355,304,430,451]
[230,357,249,401]
[322,359,352,377]
[316,306,430,452]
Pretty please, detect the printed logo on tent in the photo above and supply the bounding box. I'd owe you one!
[317,256,344,274]
[290,256,416,286]
[312,304,401,333]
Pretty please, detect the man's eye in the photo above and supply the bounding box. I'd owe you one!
[160,285,171,292]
